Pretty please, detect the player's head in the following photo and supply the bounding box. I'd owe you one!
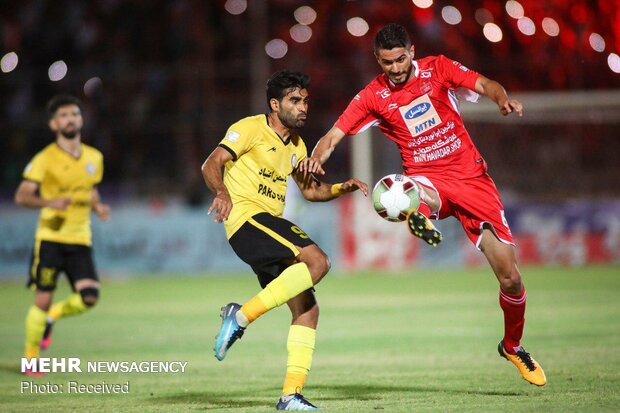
[374,23,415,85]
[46,94,83,139]
[266,70,310,129]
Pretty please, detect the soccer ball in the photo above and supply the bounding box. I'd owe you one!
[372,174,421,222]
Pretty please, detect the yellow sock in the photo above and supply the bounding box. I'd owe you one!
[282,325,316,395]
[24,305,47,359]
[241,263,313,323]
[48,293,88,321]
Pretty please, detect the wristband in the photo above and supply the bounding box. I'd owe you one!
[330,183,344,197]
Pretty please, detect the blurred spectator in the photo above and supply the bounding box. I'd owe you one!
[1,0,618,200]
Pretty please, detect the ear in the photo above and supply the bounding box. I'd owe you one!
[48,118,57,132]
[269,98,280,112]
[409,45,415,59]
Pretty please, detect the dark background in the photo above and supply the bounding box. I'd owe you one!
[1,0,618,203]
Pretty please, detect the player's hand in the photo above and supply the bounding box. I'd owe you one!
[94,203,111,222]
[208,190,232,223]
[500,99,523,117]
[47,197,72,210]
[298,157,325,175]
[341,178,369,196]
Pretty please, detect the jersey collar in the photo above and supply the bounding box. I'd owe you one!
[264,114,293,146]
[54,142,83,160]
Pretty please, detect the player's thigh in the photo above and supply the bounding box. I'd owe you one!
[408,175,445,217]
[480,227,516,266]
[63,244,99,291]
[229,213,316,286]
[480,227,521,289]
[28,240,64,292]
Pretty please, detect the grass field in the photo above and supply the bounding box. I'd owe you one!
[0,266,619,412]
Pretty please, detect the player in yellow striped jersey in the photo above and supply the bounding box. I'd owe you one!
[202,70,368,410]
[14,95,110,376]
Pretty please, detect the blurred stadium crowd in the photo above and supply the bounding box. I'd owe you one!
[1,0,618,202]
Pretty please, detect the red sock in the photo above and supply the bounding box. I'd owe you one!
[499,288,526,354]
[417,200,431,218]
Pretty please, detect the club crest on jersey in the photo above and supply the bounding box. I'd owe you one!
[399,94,442,137]
[225,130,240,142]
[291,154,297,168]
[86,163,96,175]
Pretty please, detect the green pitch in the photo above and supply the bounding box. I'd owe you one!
[1,266,619,412]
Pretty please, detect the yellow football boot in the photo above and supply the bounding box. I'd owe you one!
[499,340,547,386]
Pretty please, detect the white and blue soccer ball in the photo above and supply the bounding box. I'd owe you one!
[372,174,421,222]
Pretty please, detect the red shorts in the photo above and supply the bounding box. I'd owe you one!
[411,173,515,249]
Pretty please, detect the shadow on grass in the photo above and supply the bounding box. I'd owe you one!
[151,391,269,409]
[151,383,525,410]
[0,363,22,376]
[312,383,525,398]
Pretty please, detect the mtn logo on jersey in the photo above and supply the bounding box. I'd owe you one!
[399,94,442,137]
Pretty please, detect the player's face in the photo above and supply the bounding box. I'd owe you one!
[277,87,309,129]
[49,104,83,139]
[376,46,415,85]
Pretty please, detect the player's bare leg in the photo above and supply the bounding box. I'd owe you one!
[215,245,329,362]
[276,290,320,410]
[480,228,546,386]
[406,180,442,246]
[43,279,100,351]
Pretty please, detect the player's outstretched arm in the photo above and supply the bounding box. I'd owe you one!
[475,75,523,117]
[14,180,71,210]
[92,187,110,222]
[201,147,233,223]
[297,126,347,175]
[292,170,368,202]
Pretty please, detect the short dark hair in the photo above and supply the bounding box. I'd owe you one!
[374,23,412,53]
[266,70,310,110]
[46,94,81,118]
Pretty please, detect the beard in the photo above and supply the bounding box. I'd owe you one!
[278,111,306,129]
[59,125,80,139]
[389,63,413,85]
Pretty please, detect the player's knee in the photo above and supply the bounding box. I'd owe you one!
[302,247,330,284]
[79,287,99,307]
[497,265,522,294]
[311,252,330,283]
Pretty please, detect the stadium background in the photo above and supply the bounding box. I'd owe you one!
[1,1,619,412]
[1,0,619,274]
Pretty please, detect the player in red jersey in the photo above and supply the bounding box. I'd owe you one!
[300,23,546,386]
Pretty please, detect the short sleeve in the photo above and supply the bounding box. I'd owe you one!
[218,119,255,161]
[435,55,480,91]
[94,153,104,184]
[293,138,308,170]
[334,88,379,136]
[22,153,46,183]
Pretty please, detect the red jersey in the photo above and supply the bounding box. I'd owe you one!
[335,55,486,179]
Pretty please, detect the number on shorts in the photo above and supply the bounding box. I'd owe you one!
[500,210,508,227]
[291,225,309,239]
